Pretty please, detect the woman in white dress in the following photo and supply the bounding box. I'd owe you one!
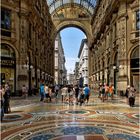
[61,86,68,103]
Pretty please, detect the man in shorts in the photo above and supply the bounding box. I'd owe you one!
[83,84,90,104]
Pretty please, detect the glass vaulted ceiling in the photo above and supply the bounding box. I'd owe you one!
[47,0,97,15]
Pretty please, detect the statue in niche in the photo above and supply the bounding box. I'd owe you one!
[78,11,89,18]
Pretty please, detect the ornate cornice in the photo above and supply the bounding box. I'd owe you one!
[130,0,139,9]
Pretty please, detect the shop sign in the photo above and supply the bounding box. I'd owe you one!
[1,57,15,68]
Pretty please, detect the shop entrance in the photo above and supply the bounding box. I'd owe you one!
[0,44,16,94]
[130,46,139,91]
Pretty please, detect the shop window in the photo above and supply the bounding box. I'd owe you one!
[136,11,140,30]
[1,7,11,37]
[131,46,139,70]
[1,44,15,58]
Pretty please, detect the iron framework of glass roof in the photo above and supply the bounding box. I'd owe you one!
[47,0,97,15]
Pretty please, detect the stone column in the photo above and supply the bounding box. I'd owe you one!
[117,2,128,91]
[17,7,29,91]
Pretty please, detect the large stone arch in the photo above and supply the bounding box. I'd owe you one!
[52,20,92,46]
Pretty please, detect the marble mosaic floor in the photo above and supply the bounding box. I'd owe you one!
[1,94,139,140]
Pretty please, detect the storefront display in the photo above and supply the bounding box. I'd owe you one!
[1,44,16,94]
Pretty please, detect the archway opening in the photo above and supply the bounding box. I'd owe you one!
[54,27,87,86]
[130,46,140,91]
[1,43,16,94]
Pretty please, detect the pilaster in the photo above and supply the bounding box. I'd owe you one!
[117,1,128,91]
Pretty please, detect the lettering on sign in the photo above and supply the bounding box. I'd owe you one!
[0,59,15,67]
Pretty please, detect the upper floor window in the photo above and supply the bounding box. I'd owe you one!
[1,44,15,58]
[1,8,11,37]
[136,11,140,30]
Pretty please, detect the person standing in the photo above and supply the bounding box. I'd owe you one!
[125,85,130,104]
[128,85,136,107]
[105,84,109,100]
[44,84,51,102]
[48,86,52,102]
[55,85,59,97]
[61,86,68,103]
[109,84,114,100]
[22,85,28,99]
[74,85,79,105]
[40,83,45,101]
[83,84,90,104]
[4,83,11,113]
[101,84,105,102]
[98,84,102,98]
[0,85,5,121]
[79,88,85,106]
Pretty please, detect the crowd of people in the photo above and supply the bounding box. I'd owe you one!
[97,83,136,107]
[39,83,91,106]
[60,84,91,106]
[98,83,114,102]
[0,82,137,121]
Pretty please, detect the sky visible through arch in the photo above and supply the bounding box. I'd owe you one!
[60,27,86,74]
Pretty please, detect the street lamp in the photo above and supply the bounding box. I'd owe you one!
[113,65,122,70]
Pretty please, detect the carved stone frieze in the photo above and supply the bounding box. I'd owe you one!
[117,17,126,59]
[130,0,139,8]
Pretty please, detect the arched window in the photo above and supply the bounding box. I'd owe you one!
[130,46,139,69]
[1,44,15,58]
[131,46,139,59]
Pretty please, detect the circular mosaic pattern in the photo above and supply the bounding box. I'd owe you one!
[66,110,89,115]
[59,109,96,116]
[27,126,104,140]
[18,126,139,140]
[107,133,139,140]
[2,113,32,123]
[132,114,139,119]
[126,113,139,120]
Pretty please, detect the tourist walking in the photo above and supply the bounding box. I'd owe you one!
[61,86,68,103]
[22,85,28,99]
[44,84,51,102]
[101,84,105,102]
[83,84,90,104]
[69,86,74,105]
[55,85,59,97]
[4,83,11,113]
[79,88,85,106]
[128,85,136,107]
[0,85,5,121]
[98,83,102,98]
[125,85,130,104]
[109,84,114,100]
[74,85,79,105]
[40,83,45,101]
[105,84,109,100]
